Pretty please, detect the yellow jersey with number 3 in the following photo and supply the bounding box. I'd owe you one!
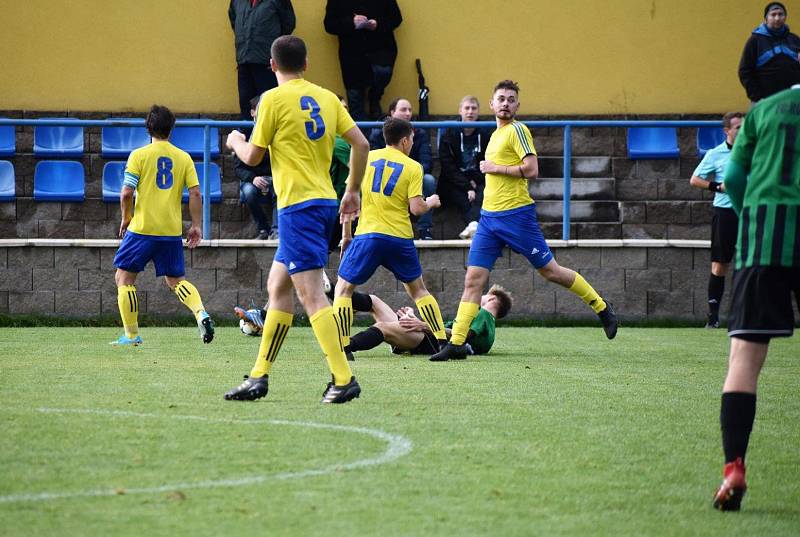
[355,147,423,239]
[250,78,356,211]
[123,141,198,237]
[483,121,538,212]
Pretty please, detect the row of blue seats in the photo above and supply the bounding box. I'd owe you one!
[0,160,222,203]
[0,120,220,158]
[0,121,721,160]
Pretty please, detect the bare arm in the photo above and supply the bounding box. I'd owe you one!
[118,186,135,238]
[339,126,369,224]
[226,130,267,167]
[186,186,202,248]
[408,194,440,216]
[479,154,538,180]
[690,174,725,192]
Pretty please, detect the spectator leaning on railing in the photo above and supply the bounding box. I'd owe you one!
[368,98,436,239]
[437,95,492,239]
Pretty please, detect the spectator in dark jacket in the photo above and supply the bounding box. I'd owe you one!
[368,98,437,239]
[438,96,492,239]
[324,0,402,121]
[738,2,800,103]
[235,96,276,240]
[229,0,296,122]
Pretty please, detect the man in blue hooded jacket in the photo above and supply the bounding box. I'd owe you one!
[738,2,800,103]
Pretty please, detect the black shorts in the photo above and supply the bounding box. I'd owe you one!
[728,266,800,341]
[391,332,439,355]
[711,207,738,263]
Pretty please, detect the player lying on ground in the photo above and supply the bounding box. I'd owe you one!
[346,284,512,359]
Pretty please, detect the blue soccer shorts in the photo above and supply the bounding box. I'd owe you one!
[338,233,423,285]
[275,202,338,275]
[114,231,185,277]
[467,204,553,270]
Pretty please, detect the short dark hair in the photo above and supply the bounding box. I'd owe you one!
[145,104,175,139]
[387,97,410,116]
[722,111,745,129]
[493,80,520,96]
[383,117,414,146]
[271,35,306,73]
[488,284,513,319]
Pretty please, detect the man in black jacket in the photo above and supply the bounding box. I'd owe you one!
[229,0,296,122]
[324,0,402,121]
[235,97,275,240]
[438,96,491,239]
[738,2,800,103]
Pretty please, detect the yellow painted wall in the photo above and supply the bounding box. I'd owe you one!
[0,0,760,115]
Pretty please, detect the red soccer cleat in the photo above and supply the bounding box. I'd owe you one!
[712,457,747,511]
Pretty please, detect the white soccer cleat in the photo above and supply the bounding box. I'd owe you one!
[459,220,479,239]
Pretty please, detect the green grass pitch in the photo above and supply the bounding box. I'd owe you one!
[1,326,798,536]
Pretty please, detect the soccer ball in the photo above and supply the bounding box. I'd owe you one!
[239,318,261,336]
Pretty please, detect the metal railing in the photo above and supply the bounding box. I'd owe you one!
[0,118,721,240]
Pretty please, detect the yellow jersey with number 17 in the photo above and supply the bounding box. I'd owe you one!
[483,121,538,213]
[250,78,356,211]
[356,146,423,240]
[123,140,199,237]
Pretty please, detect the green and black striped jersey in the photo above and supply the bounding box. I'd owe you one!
[728,86,800,269]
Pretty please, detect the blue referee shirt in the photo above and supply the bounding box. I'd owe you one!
[693,141,732,209]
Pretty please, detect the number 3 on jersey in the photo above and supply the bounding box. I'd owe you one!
[370,159,404,196]
[156,157,173,189]
[301,96,326,141]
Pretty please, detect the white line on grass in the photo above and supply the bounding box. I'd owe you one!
[0,407,413,504]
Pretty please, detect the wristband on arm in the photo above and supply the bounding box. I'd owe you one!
[708,181,722,192]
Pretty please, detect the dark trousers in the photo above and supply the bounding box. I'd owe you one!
[240,182,274,233]
[440,183,483,224]
[237,63,278,121]
[346,64,394,120]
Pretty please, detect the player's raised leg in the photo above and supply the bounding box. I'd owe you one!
[112,268,142,346]
[402,277,447,343]
[537,259,617,339]
[167,276,214,343]
[225,261,294,401]
[431,266,488,361]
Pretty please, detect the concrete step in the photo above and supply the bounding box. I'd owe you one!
[529,177,615,201]
[538,156,611,178]
[535,200,620,222]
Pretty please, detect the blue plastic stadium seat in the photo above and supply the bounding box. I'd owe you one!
[171,122,220,158]
[0,124,15,157]
[0,161,15,201]
[626,127,680,159]
[102,161,126,202]
[102,119,150,158]
[183,162,222,203]
[696,126,725,157]
[34,119,84,157]
[34,161,85,201]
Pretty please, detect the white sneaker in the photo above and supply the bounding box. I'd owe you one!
[459,221,479,239]
[322,269,332,294]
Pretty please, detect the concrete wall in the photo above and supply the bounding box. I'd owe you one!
[0,241,725,322]
[0,1,757,114]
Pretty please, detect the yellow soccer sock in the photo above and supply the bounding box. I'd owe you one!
[332,296,353,348]
[415,294,447,340]
[173,280,206,320]
[250,309,293,378]
[449,301,480,345]
[117,285,139,338]
[569,273,607,314]
[310,306,353,386]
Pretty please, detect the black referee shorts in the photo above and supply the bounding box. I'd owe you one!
[728,266,800,341]
[711,207,738,263]
[391,332,439,355]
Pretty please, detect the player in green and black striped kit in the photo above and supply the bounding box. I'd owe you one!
[712,84,800,512]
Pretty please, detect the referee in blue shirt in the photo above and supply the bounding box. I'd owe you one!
[690,112,745,328]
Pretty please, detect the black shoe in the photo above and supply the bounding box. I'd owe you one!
[321,376,361,404]
[705,313,720,329]
[430,342,473,361]
[344,346,355,362]
[418,229,434,241]
[224,375,269,401]
[256,230,269,240]
[198,312,215,344]
[597,300,618,340]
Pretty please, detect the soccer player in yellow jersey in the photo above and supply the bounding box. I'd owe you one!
[112,105,214,346]
[333,118,446,356]
[432,80,618,361]
[223,35,370,403]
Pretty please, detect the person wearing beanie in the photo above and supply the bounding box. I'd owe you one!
[738,2,800,102]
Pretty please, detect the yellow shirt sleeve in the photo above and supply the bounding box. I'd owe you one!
[407,162,423,199]
[124,150,141,186]
[250,93,276,149]
[335,98,357,136]
[184,154,200,189]
[510,123,537,160]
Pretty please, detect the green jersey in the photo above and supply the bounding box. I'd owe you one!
[728,87,800,269]
[446,308,496,354]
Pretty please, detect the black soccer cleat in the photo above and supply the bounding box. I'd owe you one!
[345,347,355,362]
[430,342,473,361]
[198,311,215,344]
[224,375,268,401]
[321,376,361,404]
[705,313,720,329]
[597,300,618,340]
